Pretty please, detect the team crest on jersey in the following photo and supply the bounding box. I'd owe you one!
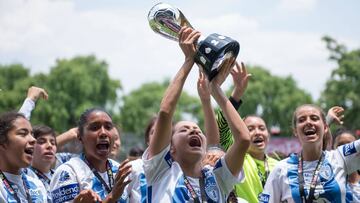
[319,164,332,180]
[59,171,70,182]
[343,142,356,156]
[204,173,219,202]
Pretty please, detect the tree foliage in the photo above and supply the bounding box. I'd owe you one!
[33,55,121,132]
[320,36,360,130]
[120,79,202,136]
[226,66,313,136]
[1,56,122,133]
[0,64,31,112]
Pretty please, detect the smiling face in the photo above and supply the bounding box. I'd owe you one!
[33,134,57,166]
[245,116,270,155]
[1,117,36,171]
[171,121,207,163]
[80,111,114,162]
[293,105,328,147]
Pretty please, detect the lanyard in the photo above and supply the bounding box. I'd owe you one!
[29,167,53,185]
[298,152,324,203]
[256,155,269,187]
[183,172,207,203]
[0,170,32,203]
[81,154,114,193]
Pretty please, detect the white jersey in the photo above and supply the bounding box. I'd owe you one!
[50,156,126,203]
[54,152,78,169]
[122,159,147,203]
[0,171,48,203]
[23,167,53,202]
[259,139,360,203]
[346,181,360,202]
[142,145,244,203]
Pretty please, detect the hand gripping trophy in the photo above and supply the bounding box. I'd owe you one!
[148,2,240,81]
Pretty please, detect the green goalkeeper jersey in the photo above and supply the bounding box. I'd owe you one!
[217,110,279,203]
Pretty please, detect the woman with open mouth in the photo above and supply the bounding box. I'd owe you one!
[143,27,250,202]
[50,108,132,202]
[0,112,48,202]
[24,125,58,202]
[260,104,360,202]
[216,61,279,203]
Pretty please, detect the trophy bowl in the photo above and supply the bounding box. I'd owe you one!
[148,2,240,81]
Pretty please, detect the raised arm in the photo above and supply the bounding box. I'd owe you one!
[216,62,250,150]
[197,71,219,146]
[147,27,201,158]
[56,127,78,150]
[230,62,251,102]
[210,76,250,177]
[18,86,48,120]
[326,106,345,125]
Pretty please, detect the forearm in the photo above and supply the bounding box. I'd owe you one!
[18,98,35,120]
[56,133,75,149]
[148,59,194,158]
[217,110,234,151]
[201,98,219,146]
[159,59,193,115]
[212,85,250,176]
[212,86,248,142]
[231,87,244,102]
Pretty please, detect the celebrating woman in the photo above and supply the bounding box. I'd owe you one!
[142,27,250,202]
[260,104,360,202]
[50,108,131,202]
[0,112,47,202]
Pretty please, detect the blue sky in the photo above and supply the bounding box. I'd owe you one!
[0,0,359,100]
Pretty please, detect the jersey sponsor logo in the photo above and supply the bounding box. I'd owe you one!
[51,183,80,203]
[28,180,44,201]
[343,142,356,156]
[59,171,70,182]
[258,193,270,203]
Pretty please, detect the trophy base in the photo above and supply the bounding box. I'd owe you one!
[195,33,240,81]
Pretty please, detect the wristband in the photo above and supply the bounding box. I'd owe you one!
[229,96,242,110]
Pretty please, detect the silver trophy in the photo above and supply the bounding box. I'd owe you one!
[148,2,240,81]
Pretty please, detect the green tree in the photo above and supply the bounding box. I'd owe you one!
[0,64,31,112]
[30,55,122,132]
[120,79,202,136]
[320,36,360,130]
[226,66,313,136]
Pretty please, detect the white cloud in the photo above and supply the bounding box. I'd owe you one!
[278,0,318,12]
[0,0,356,101]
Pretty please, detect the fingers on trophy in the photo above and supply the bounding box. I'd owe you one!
[148,2,240,82]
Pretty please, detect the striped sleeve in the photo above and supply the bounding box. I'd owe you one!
[216,110,234,151]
